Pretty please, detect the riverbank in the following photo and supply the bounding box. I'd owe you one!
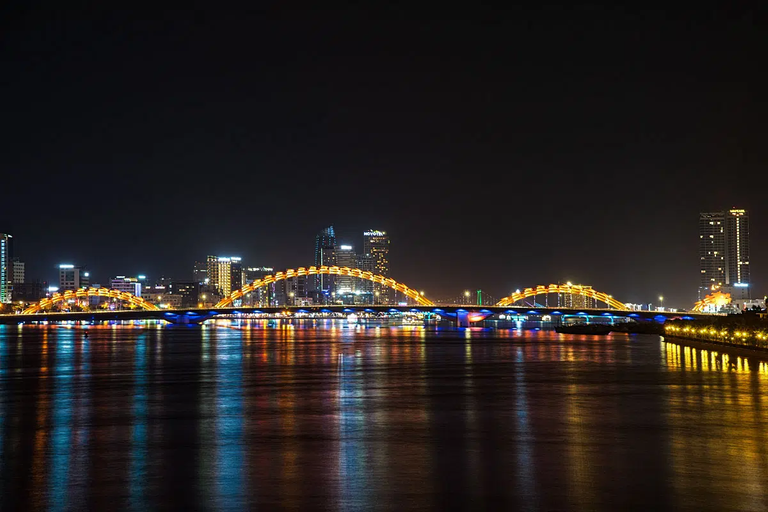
[662,334,768,361]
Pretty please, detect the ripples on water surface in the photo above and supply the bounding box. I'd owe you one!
[1,322,768,511]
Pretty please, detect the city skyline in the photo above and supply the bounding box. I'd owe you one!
[1,6,765,308]
[1,207,759,310]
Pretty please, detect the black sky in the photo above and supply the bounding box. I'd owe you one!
[1,4,765,307]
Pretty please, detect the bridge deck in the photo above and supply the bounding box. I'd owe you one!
[0,305,715,325]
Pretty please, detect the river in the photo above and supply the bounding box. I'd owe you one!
[1,322,767,511]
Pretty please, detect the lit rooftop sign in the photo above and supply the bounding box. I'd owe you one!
[339,245,353,250]
[59,264,74,269]
[364,230,386,236]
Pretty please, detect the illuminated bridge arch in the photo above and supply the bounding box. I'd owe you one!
[216,266,434,307]
[21,287,160,314]
[496,284,626,309]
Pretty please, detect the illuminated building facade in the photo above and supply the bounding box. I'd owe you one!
[0,233,10,303]
[335,245,357,296]
[314,226,336,299]
[699,209,750,300]
[169,280,199,308]
[363,229,390,303]
[699,212,726,298]
[243,267,275,306]
[725,209,750,288]
[206,256,242,298]
[110,276,142,296]
[59,264,90,291]
[356,253,375,298]
[12,258,24,285]
[559,286,596,309]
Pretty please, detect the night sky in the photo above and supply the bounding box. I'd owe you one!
[1,4,765,308]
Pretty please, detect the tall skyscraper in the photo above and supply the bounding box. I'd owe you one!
[59,264,90,291]
[363,230,390,303]
[11,258,25,285]
[335,244,357,296]
[699,208,750,299]
[0,233,11,304]
[192,261,208,284]
[699,212,726,297]
[314,226,336,298]
[206,256,243,298]
[725,209,750,287]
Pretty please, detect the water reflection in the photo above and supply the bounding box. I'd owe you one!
[0,326,767,510]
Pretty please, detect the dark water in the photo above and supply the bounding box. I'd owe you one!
[1,323,768,511]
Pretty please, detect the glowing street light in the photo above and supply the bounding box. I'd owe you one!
[464,290,470,303]
[659,296,664,311]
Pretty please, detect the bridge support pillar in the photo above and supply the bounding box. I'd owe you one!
[457,310,470,328]
[163,312,214,325]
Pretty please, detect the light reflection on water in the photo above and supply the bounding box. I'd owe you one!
[0,324,767,510]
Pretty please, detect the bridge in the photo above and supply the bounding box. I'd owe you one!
[0,304,710,326]
[1,265,714,326]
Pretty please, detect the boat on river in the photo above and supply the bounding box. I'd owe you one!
[554,324,612,335]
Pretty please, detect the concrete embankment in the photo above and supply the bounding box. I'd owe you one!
[662,335,768,361]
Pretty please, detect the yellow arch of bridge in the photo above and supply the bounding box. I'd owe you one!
[21,287,160,314]
[216,266,434,307]
[496,284,626,309]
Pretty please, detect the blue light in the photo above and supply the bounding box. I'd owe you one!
[628,313,639,317]
[577,312,588,316]
[321,309,331,313]
[551,311,562,315]
[410,308,420,312]
[682,316,694,320]
[364,309,374,313]
[654,315,667,323]
[602,312,612,316]
[343,308,353,313]
[528,310,538,315]
[480,309,492,314]
[432,308,444,313]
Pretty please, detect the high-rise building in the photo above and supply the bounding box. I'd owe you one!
[0,233,11,304]
[363,230,390,303]
[59,264,90,291]
[206,256,243,298]
[169,280,199,308]
[335,244,357,296]
[699,208,751,300]
[699,212,726,298]
[11,258,25,285]
[192,261,208,284]
[110,276,142,296]
[356,252,375,300]
[725,209,750,287]
[314,226,336,299]
[12,281,47,302]
[243,267,275,306]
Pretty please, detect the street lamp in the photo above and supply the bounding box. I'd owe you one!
[464,290,470,304]
[289,291,295,305]
[659,296,664,311]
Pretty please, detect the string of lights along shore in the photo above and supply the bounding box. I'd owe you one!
[0,210,760,314]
